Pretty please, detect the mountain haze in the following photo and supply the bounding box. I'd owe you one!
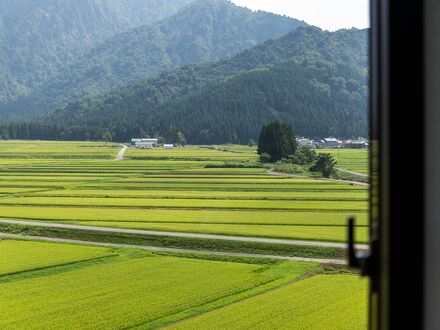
[2,0,305,118]
[31,27,368,143]
[0,0,195,104]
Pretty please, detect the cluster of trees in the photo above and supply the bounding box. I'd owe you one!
[310,153,337,178]
[257,120,337,177]
[0,122,189,145]
[0,123,118,141]
[257,121,297,162]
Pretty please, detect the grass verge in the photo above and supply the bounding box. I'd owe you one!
[0,223,345,260]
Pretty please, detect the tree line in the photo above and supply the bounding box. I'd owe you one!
[258,120,337,178]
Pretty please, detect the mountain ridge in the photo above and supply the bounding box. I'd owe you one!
[5,26,370,143]
[1,0,305,119]
[0,0,196,104]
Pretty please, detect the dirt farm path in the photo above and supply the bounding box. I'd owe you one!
[335,168,369,178]
[266,168,369,187]
[115,144,128,161]
[0,219,368,250]
[0,232,346,265]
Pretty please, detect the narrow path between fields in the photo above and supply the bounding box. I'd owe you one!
[115,144,128,161]
[335,168,369,178]
[0,232,346,265]
[0,219,369,250]
[267,168,369,187]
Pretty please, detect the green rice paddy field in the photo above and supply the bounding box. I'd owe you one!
[317,149,369,175]
[0,141,368,243]
[0,141,369,329]
[215,144,369,175]
[0,238,367,329]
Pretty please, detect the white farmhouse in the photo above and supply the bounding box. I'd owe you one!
[321,137,342,148]
[342,139,369,149]
[131,138,158,149]
[296,137,316,148]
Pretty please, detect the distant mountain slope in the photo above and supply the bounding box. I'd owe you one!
[2,0,305,119]
[148,58,367,143]
[29,26,368,143]
[0,0,195,104]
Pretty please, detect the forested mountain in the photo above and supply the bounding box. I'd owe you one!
[144,58,367,143]
[0,0,195,104]
[0,26,368,143]
[2,0,305,119]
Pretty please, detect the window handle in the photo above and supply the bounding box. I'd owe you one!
[348,217,373,277]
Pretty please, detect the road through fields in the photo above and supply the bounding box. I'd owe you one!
[0,219,368,249]
[336,168,369,178]
[0,232,346,265]
[267,168,369,187]
[115,144,128,161]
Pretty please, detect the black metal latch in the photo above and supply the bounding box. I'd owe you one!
[348,217,375,277]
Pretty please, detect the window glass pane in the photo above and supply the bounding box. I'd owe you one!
[0,0,370,328]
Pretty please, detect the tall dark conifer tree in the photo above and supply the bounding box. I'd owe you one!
[257,121,297,162]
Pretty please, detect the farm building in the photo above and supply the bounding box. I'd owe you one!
[342,139,369,149]
[296,138,316,148]
[131,138,158,149]
[317,137,342,148]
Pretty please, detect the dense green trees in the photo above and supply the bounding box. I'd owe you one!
[176,132,187,145]
[102,132,113,144]
[145,57,367,143]
[1,0,304,119]
[6,27,366,143]
[0,0,195,106]
[0,25,368,143]
[258,121,297,162]
[310,153,337,178]
[289,147,317,165]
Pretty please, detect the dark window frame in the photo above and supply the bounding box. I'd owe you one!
[369,0,425,328]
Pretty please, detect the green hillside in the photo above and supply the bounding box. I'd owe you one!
[0,0,195,105]
[8,27,368,143]
[2,0,304,119]
[146,58,367,143]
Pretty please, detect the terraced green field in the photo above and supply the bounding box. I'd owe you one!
[167,275,367,330]
[0,140,119,159]
[0,239,366,329]
[0,142,369,328]
[318,149,369,175]
[207,144,369,175]
[213,145,258,154]
[0,141,368,243]
[126,147,258,161]
[0,239,115,276]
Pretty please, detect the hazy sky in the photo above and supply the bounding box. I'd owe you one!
[230,0,369,31]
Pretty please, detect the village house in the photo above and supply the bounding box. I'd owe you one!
[342,139,369,149]
[296,137,316,149]
[316,137,343,148]
[131,138,159,149]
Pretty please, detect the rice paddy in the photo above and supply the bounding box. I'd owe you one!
[317,149,369,175]
[0,141,369,243]
[0,239,115,276]
[0,239,323,329]
[208,144,369,175]
[0,238,367,329]
[166,275,368,330]
[0,141,369,329]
